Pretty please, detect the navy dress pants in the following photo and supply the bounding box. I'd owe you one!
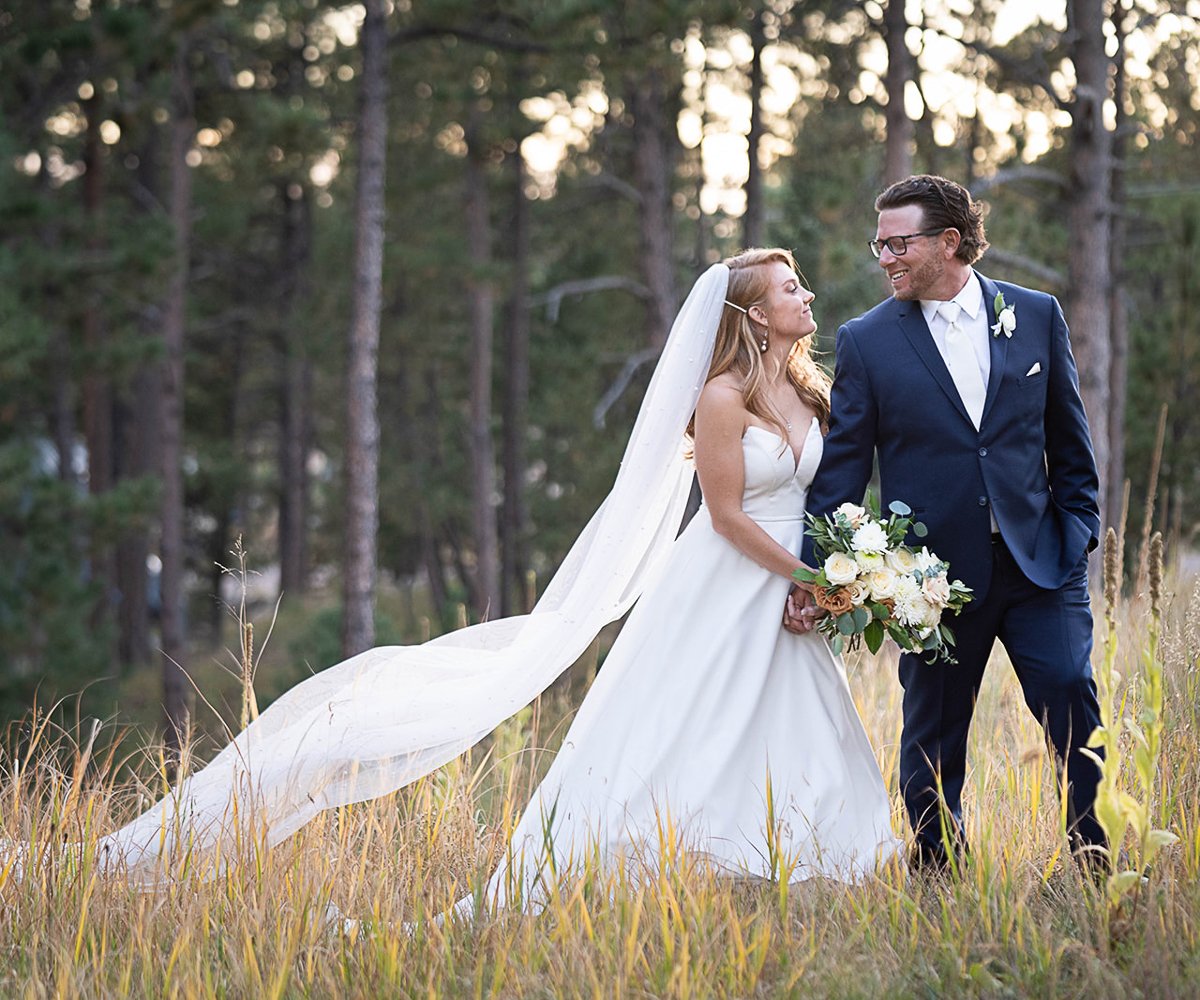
[898,534,1105,864]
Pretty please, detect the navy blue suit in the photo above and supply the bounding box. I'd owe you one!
[802,271,1105,860]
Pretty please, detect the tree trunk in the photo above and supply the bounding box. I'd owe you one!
[501,120,531,616]
[279,183,312,597]
[883,0,915,185]
[1106,1,1130,528]
[464,102,501,621]
[82,88,117,657]
[1168,214,1196,547]
[114,131,165,671]
[965,107,982,191]
[114,380,154,668]
[36,158,77,484]
[341,0,389,657]
[743,7,766,247]
[161,39,194,753]
[405,364,451,620]
[1065,0,1113,514]
[628,67,678,349]
[690,58,710,269]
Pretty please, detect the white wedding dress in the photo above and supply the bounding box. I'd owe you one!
[475,416,897,910]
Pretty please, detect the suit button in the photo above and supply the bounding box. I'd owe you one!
[978,496,988,506]
[978,447,988,457]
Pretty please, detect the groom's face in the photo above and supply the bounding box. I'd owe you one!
[875,204,944,302]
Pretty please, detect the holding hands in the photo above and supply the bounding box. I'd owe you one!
[784,581,824,634]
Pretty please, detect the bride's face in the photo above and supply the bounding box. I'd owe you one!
[752,261,817,342]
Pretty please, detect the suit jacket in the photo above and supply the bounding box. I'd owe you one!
[802,271,1100,605]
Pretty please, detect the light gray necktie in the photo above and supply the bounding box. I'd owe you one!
[939,301,985,429]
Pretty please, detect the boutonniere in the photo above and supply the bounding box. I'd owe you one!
[991,291,1016,339]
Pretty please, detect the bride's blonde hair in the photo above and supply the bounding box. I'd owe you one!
[689,248,831,444]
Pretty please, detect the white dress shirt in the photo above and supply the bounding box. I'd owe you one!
[920,271,990,393]
[921,271,998,531]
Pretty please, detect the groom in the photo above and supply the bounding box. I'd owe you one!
[791,174,1105,870]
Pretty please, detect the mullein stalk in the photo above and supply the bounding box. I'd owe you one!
[1084,529,1129,902]
[1128,534,1178,873]
[1086,530,1179,906]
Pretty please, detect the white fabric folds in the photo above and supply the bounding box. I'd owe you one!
[95,263,732,875]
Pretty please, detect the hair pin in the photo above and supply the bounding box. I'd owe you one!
[724,300,748,314]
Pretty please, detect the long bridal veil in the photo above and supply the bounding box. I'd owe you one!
[89,262,732,877]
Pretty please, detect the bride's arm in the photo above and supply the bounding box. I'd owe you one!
[693,381,805,581]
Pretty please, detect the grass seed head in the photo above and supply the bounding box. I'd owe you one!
[1104,527,1120,626]
[1150,531,1164,621]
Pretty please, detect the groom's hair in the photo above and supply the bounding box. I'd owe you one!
[875,175,989,266]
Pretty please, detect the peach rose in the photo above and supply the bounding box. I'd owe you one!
[814,585,855,615]
[846,579,871,606]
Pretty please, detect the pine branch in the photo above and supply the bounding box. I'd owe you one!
[592,346,660,429]
[982,248,1064,288]
[531,276,651,323]
[971,166,1068,195]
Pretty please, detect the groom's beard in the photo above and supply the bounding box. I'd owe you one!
[887,253,944,301]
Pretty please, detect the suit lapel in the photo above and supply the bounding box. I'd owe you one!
[895,300,974,427]
[977,272,1010,427]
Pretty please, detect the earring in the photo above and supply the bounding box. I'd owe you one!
[759,330,769,353]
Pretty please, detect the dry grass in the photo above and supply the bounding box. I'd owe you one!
[2,571,1199,999]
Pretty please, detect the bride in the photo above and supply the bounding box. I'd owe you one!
[66,249,897,901]
[469,248,897,911]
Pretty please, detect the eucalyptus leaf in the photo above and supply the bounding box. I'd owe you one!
[913,522,928,538]
[836,612,858,636]
[888,500,911,516]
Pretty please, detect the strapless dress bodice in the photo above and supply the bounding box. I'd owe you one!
[737,417,822,523]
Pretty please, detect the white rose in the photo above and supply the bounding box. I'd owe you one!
[886,547,918,575]
[823,551,860,586]
[997,306,1016,337]
[913,547,941,574]
[851,521,889,555]
[846,579,871,606]
[835,502,866,527]
[921,574,952,608]
[855,551,885,572]
[866,568,898,601]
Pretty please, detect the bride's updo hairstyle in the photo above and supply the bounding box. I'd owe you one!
[703,247,832,442]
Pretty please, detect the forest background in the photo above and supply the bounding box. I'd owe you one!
[0,0,1197,752]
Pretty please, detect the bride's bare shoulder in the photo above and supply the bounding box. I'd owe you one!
[701,371,745,401]
[696,374,749,433]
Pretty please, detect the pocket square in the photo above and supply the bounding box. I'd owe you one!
[1025,362,1042,376]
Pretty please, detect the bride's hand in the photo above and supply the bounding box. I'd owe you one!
[784,584,823,634]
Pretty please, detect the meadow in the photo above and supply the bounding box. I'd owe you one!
[1,555,1198,999]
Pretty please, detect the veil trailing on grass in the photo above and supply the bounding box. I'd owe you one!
[93,262,731,876]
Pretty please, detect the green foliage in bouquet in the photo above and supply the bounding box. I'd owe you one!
[793,494,973,662]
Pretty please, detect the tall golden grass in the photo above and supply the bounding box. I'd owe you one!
[2,564,1198,996]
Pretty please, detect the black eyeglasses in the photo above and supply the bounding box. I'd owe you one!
[868,229,948,258]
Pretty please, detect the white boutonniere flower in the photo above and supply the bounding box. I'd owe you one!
[991,291,1016,339]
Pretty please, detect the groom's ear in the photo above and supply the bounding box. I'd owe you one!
[942,227,962,258]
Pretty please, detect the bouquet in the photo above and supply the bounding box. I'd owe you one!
[793,496,973,662]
